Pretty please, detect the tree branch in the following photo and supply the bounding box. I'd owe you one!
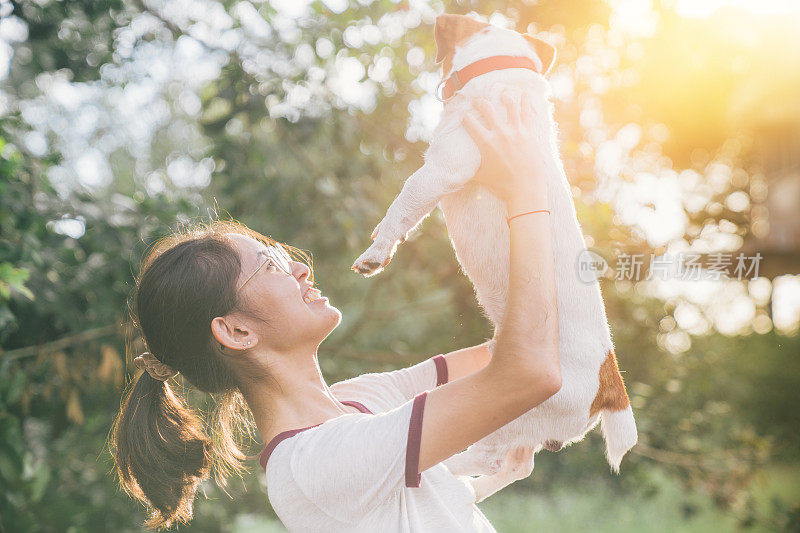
[1,325,121,361]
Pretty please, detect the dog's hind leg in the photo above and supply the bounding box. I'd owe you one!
[468,446,535,503]
[443,438,507,477]
[444,447,503,477]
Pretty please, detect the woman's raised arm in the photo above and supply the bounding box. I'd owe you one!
[438,340,494,382]
[416,92,561,474]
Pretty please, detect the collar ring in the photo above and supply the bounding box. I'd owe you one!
[435,78,453,103]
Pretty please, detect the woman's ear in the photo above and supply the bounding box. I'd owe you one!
[211,316,258,351]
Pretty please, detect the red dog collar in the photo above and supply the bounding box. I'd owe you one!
[436,55,541,103]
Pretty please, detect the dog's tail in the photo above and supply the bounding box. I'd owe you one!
[600,406,638,472]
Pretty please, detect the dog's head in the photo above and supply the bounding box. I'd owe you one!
[434,14,556,77]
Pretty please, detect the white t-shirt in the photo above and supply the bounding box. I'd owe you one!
[258,355,497,533]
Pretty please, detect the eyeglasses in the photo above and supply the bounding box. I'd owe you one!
[236,245,293,293]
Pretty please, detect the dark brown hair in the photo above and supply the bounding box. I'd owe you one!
[109,219,312,529]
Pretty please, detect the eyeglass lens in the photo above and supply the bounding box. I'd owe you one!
[267,245,293,275]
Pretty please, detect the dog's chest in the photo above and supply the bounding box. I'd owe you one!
[438,183,514,325]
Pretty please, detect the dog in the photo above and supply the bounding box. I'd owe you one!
[351,13,637,502]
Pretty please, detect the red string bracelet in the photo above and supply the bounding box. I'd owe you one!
[506,209,550,226]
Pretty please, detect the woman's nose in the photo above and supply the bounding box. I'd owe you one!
[293,261,310,284]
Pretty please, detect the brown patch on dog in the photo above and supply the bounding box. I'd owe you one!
[589,349,630,417]
[434,14,489,74]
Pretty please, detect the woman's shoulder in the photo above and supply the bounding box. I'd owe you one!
[265,406,392,472]
[329,356,442,412]
[265,411,363,465]
[265,401,420,517]
[329,371,409,413]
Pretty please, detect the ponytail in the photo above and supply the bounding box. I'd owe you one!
[111,370,211,529]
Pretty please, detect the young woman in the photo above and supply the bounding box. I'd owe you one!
[111,94,560,532]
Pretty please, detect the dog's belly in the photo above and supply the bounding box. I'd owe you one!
[482,365,603,448]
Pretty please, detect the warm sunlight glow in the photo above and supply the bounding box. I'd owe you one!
[675,0,800,18]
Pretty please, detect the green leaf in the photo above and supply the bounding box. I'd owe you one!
[0,264,33,301]
[28,461,51,503]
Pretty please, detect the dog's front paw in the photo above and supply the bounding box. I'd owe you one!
[371,220,408,244]
[351,240,397,277]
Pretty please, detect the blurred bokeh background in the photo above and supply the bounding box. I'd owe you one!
[1,0,799,531]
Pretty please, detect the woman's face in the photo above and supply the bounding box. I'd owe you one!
[226,233,341,352]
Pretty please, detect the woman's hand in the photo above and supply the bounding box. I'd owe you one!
[461,91,549,213]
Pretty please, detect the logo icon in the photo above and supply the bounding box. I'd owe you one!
[577,249,609,283]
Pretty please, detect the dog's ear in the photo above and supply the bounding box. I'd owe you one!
[434,14,489,64]
[524,34,556,76]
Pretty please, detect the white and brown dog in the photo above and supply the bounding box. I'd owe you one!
[352,14,637,501]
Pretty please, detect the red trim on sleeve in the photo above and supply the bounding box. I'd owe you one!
[405,391,428,488]
[432,354,448,386]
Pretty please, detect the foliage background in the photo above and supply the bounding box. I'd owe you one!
[1,0,799,531]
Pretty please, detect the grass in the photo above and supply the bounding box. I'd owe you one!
[479,464,800,533]
[480,474,735,532]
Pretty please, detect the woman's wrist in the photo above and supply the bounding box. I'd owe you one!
[505,189,549,218]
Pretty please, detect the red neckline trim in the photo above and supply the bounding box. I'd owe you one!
[438,55,541,101]
[258,400,373,470]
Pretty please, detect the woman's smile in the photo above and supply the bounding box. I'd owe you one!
[303,286,325,304]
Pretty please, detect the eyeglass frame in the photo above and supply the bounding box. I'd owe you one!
[235,245,294,293]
